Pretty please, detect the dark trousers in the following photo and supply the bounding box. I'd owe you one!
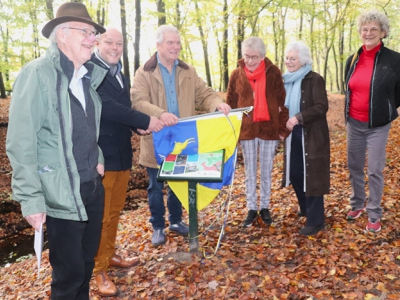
[47,176,104,300]
[290,125,324,226]
[147,167,183,229]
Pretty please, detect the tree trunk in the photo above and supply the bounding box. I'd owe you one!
[236,10,245,62]
[120,0,130,81]
[96,0,106,27]
[194,2,211,87]
[175,2,181,29]
[157,0,166,26]
[0,72,6,99]
[222,0,229,91]
[45,0,54,20]
[134,0,141,73]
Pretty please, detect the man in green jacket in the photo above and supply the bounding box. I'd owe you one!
[6,3,107,299]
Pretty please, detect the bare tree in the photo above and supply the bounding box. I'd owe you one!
[134,0,141,73]
[194,2,212,87]
[222,0,229,91]
[120,0,130,80]
[0,72,6,98]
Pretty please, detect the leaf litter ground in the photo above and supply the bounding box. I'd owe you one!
[0,95,399,299]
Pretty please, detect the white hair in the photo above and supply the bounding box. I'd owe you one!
[284,41,313,66]
[156,25,179,44]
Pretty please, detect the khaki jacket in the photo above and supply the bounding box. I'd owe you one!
[131,52,224,168]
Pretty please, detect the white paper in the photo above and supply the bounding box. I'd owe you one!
[34,222,43,278]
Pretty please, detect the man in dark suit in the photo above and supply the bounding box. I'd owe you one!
[90,27,164,296]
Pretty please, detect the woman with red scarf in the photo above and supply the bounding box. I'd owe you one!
[226,37,289,227]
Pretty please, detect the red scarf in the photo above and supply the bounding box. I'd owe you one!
[244,60,270,122]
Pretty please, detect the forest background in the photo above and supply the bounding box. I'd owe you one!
[0,0,400,97]
[1,0,400,299]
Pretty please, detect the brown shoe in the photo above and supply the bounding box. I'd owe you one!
[108,254,140,268]
[94,271,117,296]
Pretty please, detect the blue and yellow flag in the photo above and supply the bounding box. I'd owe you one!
[152,111,243,211]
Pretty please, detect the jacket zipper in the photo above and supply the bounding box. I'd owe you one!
[369,50,380,128]
[57,72,83,221]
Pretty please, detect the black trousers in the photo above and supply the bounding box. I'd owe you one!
[290,125,324,226]
[47,176,104,300]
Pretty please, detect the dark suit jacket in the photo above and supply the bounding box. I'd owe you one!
[91,54,150,171]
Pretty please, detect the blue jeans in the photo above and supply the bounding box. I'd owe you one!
[147,167,183,229]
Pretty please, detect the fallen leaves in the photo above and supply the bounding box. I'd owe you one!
[0,95,400,299]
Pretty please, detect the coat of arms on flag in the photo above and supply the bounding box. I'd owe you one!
[152,108,250,211]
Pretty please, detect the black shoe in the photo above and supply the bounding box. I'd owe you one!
[260,208,272,225]
[243,210,258,227]
[299,224,324,236]
[297,211,306,217]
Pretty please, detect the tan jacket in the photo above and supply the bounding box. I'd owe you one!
[131,52,224,168]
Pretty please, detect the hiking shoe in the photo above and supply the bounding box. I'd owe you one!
[169,221,189,236]
[299,224,324,236]
[243,210,258,227]
[260,208,273,225]
[346,208,364,220]
[366,219,381,232]
[151,229,166,246]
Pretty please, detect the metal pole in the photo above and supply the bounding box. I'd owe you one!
[178,106,253,122]
[188,181,198,253]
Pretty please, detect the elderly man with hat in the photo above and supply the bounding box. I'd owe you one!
[6,2,107,299]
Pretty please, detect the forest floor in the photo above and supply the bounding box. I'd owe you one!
[0,94,400,299]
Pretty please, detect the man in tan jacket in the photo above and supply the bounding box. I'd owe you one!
[131,24,230,246]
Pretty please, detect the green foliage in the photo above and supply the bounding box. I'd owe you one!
[1,0,400,93]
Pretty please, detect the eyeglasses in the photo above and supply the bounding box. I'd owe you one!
[63,27,99,38]
[285,57,297,62]
[244,55,261,61]
[361,27,380,34]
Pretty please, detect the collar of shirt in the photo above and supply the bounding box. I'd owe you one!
[94,50,124,88]
[156,53,180,117]
[156,52,179,70]
[70,65,88,111]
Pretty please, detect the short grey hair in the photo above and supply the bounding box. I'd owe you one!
[284,41,313,66]
[49,23,69,43]
[241,37,266,58]
[156,25,180,44]
[357,10,390,38]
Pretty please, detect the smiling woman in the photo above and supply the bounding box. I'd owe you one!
[344,10,400,232]
[226,36,289,228]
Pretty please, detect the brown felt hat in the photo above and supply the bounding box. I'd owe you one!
[42,2,106,39]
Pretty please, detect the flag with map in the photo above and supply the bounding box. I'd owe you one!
[152,110,246,211]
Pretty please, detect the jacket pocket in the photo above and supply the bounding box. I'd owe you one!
[38,163,73,210]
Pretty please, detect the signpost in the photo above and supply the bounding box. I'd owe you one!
[157,150,225,253]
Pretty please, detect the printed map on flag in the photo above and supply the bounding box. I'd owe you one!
[152,111,244,211]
